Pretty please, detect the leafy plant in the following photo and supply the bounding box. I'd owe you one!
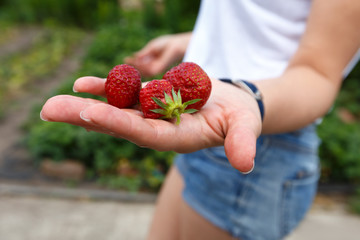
[318,113,360,183]
[0,0,120,29]
[142,0,200,33]
[349,188,360,215]
[317,63,360,184]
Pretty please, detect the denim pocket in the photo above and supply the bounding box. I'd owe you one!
[280,167,320,237]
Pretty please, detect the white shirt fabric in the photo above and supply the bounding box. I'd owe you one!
[184,0,359,81]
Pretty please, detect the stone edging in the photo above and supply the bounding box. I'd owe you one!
[0,183,157,203]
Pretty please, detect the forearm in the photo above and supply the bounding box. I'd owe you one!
[257,66,341,134]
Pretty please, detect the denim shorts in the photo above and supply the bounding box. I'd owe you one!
[175,124,321,240]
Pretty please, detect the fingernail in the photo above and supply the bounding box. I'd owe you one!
[40,110,48,121]
[80,110,91,122]
[73,86,78,93]
[242,160,255,174]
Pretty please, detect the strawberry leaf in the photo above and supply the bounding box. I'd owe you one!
[150,109,167,115]
[184,109,198,114]
[177,89,182,104]
[183,99,201,108]
[164,91,174,105]
[172,88,178,103]
[152,97,167,109]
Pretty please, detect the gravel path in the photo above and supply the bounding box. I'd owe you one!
[0,192,359,240]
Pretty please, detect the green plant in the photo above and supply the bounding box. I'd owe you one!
[317,62,360,184]
[163,0,200,33]
[317,113,360,183]
[141,0,200,33]
[349,187,360,215]
[0,0,120,29]
[0,21,17,46]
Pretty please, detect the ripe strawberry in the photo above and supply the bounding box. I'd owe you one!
[163,62,212,110]
[139,79,200,124]
[105,64,142,108]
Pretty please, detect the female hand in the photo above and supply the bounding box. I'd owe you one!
[40,76,262,173]
[124,33,192,77]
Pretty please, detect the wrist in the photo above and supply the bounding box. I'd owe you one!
[219,78,265,122]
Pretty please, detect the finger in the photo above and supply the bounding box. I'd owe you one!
[125,45,158,69]
[124,56,136,65]
[137,46,179,77]
[134,38,164,60]
[79,102,181,150]
[73,76,107,97]
[40,95,104,127]
[79,103,213,152]
[124,54,155,77]
[131,56,165,77]
[41,95,144,137]
[224,114,259,173]
[41,94,172,148]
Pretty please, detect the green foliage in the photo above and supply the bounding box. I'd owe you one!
[336,74,360,117]
[97,151,174,192]
[84,23,151,67]
[318,113,360,183]
[164,0,201,33]
[0,21,17,46]
[349,188,360,215]
[142,0,200,33]
[142,0,163,31]
[317,63,360,184]
[0,0,120,29]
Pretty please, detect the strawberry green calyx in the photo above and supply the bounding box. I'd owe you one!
[151,88,201,124]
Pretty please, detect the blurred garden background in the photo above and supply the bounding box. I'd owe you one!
[0,0,359,214]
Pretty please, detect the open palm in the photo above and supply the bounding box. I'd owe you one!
[41,77,262,173]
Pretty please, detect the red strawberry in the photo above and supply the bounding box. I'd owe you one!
[139,79,200,124]
[105,64,142,108]
[140,80,173,119]
[163,62,212,110]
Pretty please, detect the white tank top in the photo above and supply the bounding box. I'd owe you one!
[184,0,359,80]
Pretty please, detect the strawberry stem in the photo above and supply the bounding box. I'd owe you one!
[150,88,201,124]
[173,109,181,125]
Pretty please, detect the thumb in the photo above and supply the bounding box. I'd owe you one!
[224,115,259,173]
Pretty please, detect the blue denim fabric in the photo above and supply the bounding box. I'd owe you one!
[175,124,320,240]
